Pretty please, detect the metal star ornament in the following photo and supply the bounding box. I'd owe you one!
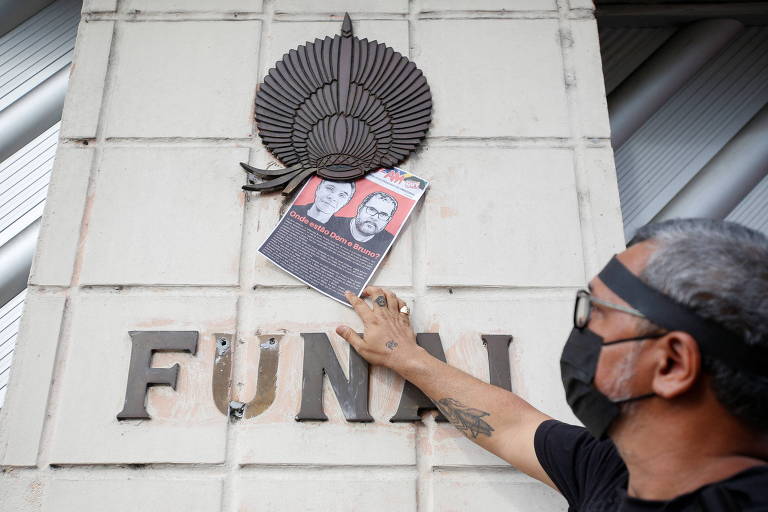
[241,13,433,194]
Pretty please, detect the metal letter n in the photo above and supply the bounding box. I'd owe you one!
[296,332,373,422]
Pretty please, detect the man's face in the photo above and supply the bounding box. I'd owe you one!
[354,196,395,236]
[313,181,353,214]
[590,242,658,402]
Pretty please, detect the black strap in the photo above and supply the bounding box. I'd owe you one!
[599,256,768,377]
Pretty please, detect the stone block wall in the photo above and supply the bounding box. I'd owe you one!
[0,0,624,510]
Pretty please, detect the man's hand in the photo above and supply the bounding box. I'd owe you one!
[336,286,423,372]
[335,285,555,489]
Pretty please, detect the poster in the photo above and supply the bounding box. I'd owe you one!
[258,168,429,305]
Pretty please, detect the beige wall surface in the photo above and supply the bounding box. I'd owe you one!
[0,0,624,510]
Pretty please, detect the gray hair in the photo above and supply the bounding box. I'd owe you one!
[631,218,768,431]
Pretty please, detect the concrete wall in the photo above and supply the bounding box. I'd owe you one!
[0,0,624,510]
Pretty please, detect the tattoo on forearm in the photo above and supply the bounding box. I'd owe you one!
[385,340,398,350]
[436,398,494,439]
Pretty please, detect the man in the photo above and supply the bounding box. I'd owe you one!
[328,191,397,256]
[292,179,355,224]
[336,219,768,510]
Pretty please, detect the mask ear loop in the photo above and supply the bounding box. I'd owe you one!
[613,393,656,405]
[601,333,664,405]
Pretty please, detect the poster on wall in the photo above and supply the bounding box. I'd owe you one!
[259,167,429,305]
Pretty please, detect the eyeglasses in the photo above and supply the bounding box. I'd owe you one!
[362,205,391,221]
[573,289,646,329]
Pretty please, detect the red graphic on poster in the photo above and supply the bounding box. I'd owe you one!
[258,168,429,305]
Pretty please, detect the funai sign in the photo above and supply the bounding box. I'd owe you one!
[116,331,514,424]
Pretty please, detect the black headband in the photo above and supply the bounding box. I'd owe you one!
[599,256,768,377]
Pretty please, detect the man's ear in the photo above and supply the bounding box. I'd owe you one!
[652,331,702,399]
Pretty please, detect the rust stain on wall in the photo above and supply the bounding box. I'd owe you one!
[439,206,458,218]
[136,317,176,328]
[147,325,232,423]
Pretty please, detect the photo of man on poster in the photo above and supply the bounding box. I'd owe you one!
[291,179,355,224]
[327,191,398,257]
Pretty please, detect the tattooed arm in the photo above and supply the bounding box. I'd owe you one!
[436,398,495,439]
[337,286,555,489]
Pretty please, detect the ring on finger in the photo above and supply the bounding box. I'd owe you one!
[399,304,410,315]
[375,295,387,307]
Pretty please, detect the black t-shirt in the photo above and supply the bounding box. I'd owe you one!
[534,419,768,511]
[325,216,394,256]
[292,203,312,218]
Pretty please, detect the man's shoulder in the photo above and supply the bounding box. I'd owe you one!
[327,215,352,226]
[629,465,768,511]
[363,229,394,254]
[369,229,394,248]
[535,420,623,468]
[534,420,627,509]
[535,421,768,511]
[693,464,768,510]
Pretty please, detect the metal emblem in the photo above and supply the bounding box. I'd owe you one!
[241,13,432,194]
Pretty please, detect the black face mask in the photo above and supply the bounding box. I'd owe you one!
[560,327,656,439]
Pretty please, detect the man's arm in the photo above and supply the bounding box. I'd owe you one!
[337,287,556,488]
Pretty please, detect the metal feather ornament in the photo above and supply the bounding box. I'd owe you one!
[241,13,432,194]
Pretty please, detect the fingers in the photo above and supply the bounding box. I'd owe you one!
[362,286,411,321]
[364,286,389,312]
[362,286,382,299]
[384,289,400,315]
[336,325,364,350]
[396,297,407,315]
[345,291,373,321]
[364,286,400,315]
